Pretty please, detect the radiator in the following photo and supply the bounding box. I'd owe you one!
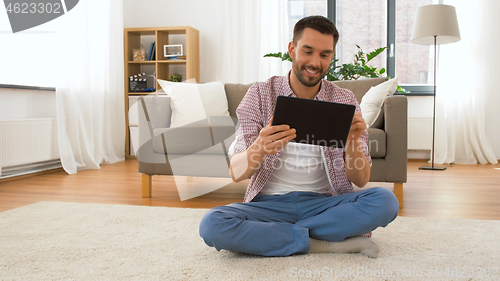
[0,118,60,171]
[408,117,433,150]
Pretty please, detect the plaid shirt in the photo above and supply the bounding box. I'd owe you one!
[229,74,372,203]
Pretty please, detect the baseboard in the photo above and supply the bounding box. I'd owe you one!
[0,167,63,183]
[408,150,430,160]
[0,159,62,181]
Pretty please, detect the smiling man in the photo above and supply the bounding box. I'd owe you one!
[199,16,399,258]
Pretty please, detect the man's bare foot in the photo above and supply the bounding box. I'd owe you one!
[308,236,380,258]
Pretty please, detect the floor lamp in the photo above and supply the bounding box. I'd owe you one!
[411,4,461,171]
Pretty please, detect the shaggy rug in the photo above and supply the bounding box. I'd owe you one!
[0,202,499,280]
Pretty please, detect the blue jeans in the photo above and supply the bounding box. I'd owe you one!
[199,187,399,256]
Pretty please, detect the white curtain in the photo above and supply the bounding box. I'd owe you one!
[435,0,497,164]
[56,0,125,174]
[217,0,290,84]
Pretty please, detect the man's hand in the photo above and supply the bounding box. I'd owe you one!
[229,118,296,182]
[344,112,371,187]
[254,117,296,155]
[347,112,367,143]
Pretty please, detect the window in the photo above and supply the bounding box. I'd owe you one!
[395,0,435,86]
[287,0,441,94]
[335,0,387,74]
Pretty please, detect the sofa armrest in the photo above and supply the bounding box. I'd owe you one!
[383,95,408,183]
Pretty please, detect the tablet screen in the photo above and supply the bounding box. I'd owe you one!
[271,96,355,148]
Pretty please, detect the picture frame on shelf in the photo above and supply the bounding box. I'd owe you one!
[164,44,183,57]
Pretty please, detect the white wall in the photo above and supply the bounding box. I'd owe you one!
[0,88,56,120]
[123,0,500,159]
[123,0,222,83]
[407,96,433,159]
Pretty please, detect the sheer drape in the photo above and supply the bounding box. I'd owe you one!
[56,0,125,174]
[434,0,497,164]
[217,0,290,84]
[258,0,291,81]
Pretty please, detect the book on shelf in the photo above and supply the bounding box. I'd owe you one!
[147,42,155,61]
[151,42,156,60]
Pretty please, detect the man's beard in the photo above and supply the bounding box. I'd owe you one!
[292,63,327,87]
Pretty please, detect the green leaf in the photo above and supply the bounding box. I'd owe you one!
[397,85,410,93]
[366,47,387,62]
[354,65,365,73]
[326,72,339,81]
[282,52,292,62]
[263,52,293,62]
[263,52,282,58]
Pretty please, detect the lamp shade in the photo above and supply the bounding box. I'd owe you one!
[411,4,461,45]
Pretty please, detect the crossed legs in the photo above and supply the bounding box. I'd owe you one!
[199,187,399,257]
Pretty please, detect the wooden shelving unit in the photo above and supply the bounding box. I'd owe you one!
[123,26,200,158]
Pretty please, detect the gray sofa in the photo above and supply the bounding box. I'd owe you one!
[137,77,407,207]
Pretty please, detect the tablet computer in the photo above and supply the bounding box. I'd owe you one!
[271,96,356,148]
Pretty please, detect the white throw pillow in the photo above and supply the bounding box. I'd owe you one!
[360,77,398,128]
[157,79,230,128]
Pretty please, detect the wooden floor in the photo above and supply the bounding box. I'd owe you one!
[0,159,499,220]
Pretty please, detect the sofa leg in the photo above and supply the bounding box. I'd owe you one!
[394,183,403,209]
[142,174,152,198]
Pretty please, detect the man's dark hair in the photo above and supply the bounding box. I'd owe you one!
[293,15,339,47]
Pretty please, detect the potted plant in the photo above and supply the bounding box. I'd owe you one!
[168,72,183,82]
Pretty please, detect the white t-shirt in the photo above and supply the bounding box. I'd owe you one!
[259,142,331,196]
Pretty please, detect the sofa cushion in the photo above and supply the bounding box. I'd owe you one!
[152,119,236,155]
[360,77,398,128]
[157,80,230,128]
[367,128,386,158]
